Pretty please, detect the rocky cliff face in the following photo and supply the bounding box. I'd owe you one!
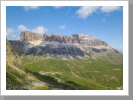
[12,31,108,58]
[20,31,42,41]
[43,33,108,46]
[9,31,122,64]
[20,31,108,46]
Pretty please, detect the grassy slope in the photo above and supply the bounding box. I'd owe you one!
[7,40,75,90]
[6,40,48,90]
[21,55,123,90]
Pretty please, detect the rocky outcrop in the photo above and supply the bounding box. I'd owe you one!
[43,33,63,43]
[78,33,108,46]
[20,31,42,41]
[20,31,108,46]
[42,33,108,46]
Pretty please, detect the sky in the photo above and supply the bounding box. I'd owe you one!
[6,6,123,51]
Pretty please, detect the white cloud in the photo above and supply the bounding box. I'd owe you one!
[32,26,48,34]
[6,28,18,39]
[100,6,120,13]
[53,6,63,9]
[76,6,100,19]
[7,25,48,40]
[76,6,121,19]
[6,28,15,36]
[18,25,29,31]
[18,25,48,34]
[58,24,66,30]
[23,6,39,11]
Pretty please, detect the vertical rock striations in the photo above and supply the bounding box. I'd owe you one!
[20,31,108,46]
[20,31,42,41]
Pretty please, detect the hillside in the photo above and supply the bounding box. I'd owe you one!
[6,40,75,90]
[6,39,46,90]
[21,55,123,90]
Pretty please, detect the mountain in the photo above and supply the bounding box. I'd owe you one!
[116,48,123,54]
[20,31,108,46]
[6,31,123,90]
[20,31,42,41]
[9,31,122,65]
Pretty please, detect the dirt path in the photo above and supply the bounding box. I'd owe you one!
[67,64,90,82]
[67,63,108,89]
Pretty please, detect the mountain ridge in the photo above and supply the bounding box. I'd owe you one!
[9,31,122,65]
[20,31,108,46]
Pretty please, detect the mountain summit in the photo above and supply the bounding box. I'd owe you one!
[20,31,42,41]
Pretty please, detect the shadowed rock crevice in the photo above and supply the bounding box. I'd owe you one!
[27,45,89,57]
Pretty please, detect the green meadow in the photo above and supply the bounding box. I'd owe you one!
[21,55,123,90]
